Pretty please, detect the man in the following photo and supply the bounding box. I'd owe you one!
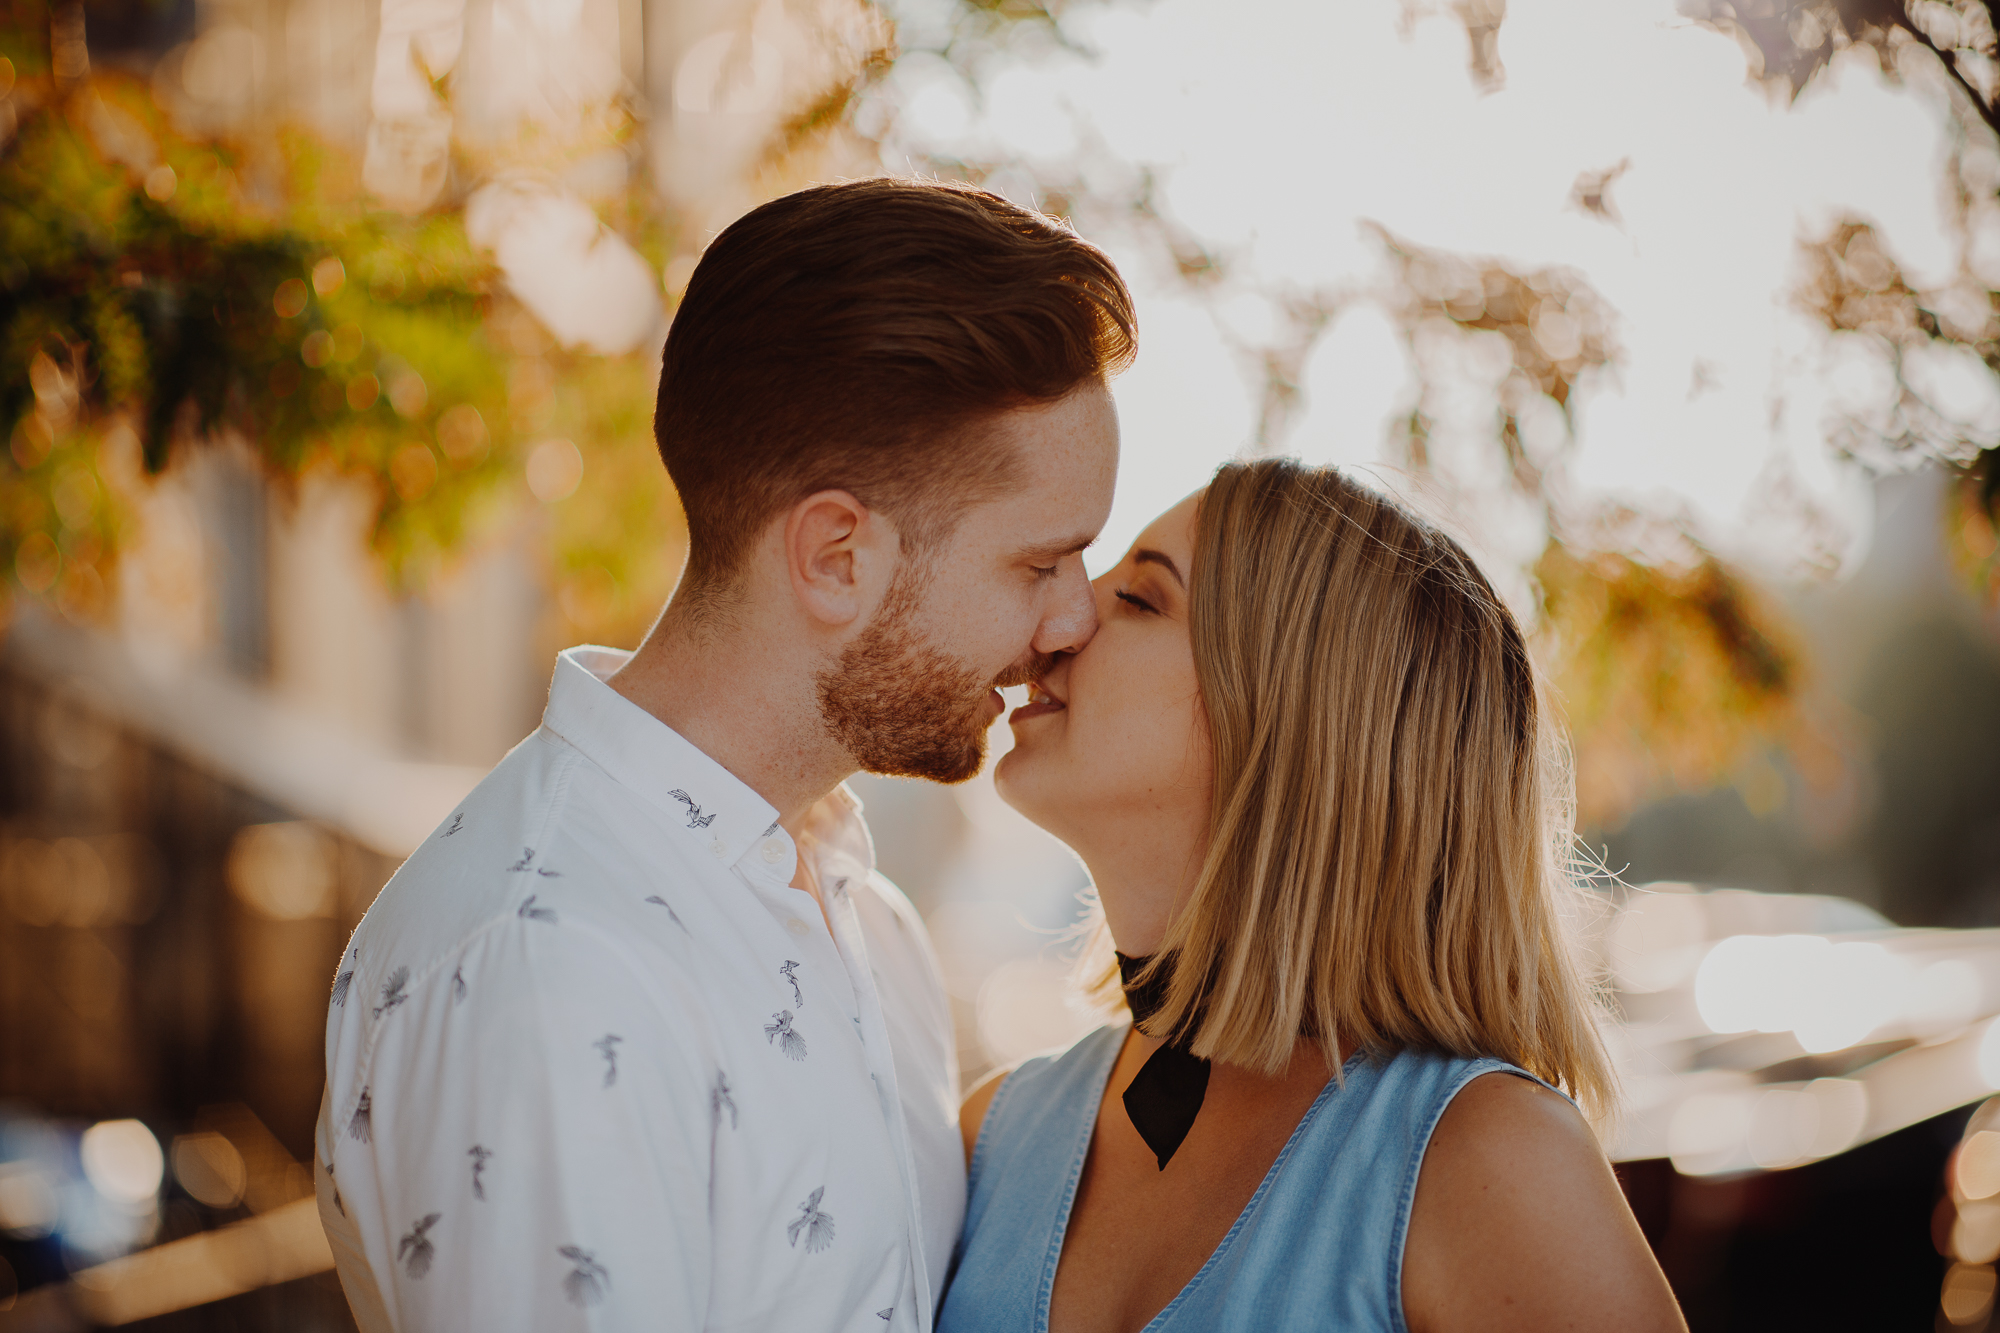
[315,178,1135,1331]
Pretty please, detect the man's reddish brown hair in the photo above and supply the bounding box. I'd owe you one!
[654,178,1137,599]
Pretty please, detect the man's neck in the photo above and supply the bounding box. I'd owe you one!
[607,611,855,840]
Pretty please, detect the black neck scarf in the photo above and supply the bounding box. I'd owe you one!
[1116,952,1211,1171]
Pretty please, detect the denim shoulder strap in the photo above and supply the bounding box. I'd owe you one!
[942,1025,1124,1333]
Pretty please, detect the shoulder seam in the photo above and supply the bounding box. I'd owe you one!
[530,744,582,854]
[334,896,699,1139]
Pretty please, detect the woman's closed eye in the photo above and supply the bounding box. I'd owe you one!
[1115,589,1159,614]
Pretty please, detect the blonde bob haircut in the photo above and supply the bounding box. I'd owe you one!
[1098,457,1614,1121]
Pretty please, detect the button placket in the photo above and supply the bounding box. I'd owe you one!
[823,885,934,1331]
[823,879,910,1148]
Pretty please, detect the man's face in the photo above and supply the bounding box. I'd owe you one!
[816,380,1120,783]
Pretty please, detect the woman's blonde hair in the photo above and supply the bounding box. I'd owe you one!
[1092,457,1613,1120]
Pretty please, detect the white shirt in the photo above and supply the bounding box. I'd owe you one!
[316,646,964,1332]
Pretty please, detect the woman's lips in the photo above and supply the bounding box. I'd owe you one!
[1009,687,1066,724]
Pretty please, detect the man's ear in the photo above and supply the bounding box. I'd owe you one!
[783,490,899,628]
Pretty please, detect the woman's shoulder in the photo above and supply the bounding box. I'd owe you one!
[1418,1067,1601,1195]
[1402,1069,1685,1332]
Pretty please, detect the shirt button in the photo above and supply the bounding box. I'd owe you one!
[760,839,785,864]
[785,918,811,937]
[709,838,726,857]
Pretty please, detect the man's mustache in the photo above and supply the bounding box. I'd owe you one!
[990,652,1059,692]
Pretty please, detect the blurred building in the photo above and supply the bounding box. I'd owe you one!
[0,0,857,1322]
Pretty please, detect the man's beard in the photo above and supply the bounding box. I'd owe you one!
[816,566,1055,784]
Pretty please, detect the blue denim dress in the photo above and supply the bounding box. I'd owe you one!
[938,1024,1549,1333]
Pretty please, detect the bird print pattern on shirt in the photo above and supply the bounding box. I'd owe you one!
[468,1145,493,1200]
[398,1213,442,1279]
[560,1247,609,1307]
[373,966,411,1019]
[643,895,689,931]
[765,1010,806,1061]
[878,1311,894,1322]
[667,789,717,829]
[787,1187,836,1253]
[326,1159,345,1216]
[319,656,957,1332]
[331,946,358,1007]
[507,847,562,877]
[594,1033,622,1088]
[711,1071,737,1130]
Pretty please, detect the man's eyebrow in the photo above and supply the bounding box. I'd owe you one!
[1133,548,1184,587]
[1016,533,1097,563]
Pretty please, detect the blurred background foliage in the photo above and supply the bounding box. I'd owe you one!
[1687,0,2000,567]
[0,0,684,652]
[0,0,1996,823]
[2,55,506,580]
[861,0,1998,838]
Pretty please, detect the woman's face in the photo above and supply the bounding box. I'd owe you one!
[994,490,1210,952]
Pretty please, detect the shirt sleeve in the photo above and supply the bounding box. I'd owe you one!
[338,916,714,1331]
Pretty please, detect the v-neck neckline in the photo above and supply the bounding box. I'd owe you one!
[1033,1027,1362,1333]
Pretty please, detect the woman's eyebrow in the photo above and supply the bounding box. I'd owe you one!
[1132,548,1184,587]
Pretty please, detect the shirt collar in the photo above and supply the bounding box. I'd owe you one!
[802,781,877,880]
[539,645,874,875]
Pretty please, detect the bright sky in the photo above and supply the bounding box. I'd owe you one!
[874,0,2000,584]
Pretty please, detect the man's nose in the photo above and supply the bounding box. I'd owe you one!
[1032,556,1099,655]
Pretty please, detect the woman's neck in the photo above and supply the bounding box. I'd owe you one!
[1072,813,1207,957]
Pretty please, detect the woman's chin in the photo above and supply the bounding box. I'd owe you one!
[993,746,1057,821]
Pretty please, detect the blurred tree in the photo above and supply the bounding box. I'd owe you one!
[1654,1,2000,593]
[863,0,1999,823]
[1367,227,1809,826]
[0,22,514,596]
[0,0,695,653]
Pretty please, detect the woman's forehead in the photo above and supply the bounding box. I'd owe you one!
[1131,489,1202,559]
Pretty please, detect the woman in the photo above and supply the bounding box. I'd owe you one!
[939,459,1684,1333]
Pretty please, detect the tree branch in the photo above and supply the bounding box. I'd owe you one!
[1895,15,2000,145]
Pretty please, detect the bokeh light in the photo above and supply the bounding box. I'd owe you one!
[170,1134,248,1211]
[79,1121,162,1207]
